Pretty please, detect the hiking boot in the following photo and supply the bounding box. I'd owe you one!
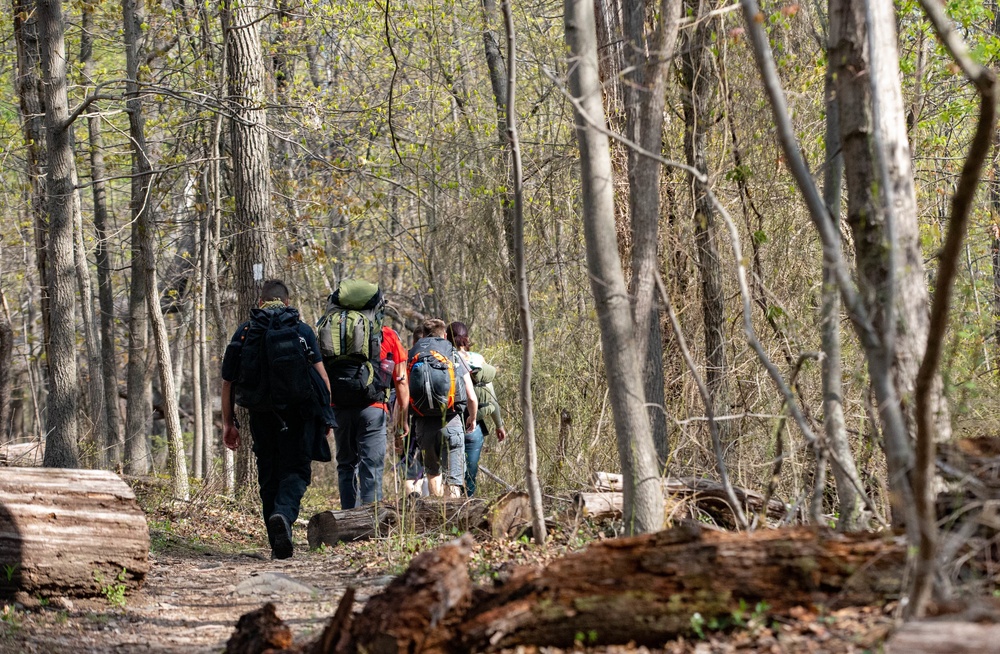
[268,513,293,560]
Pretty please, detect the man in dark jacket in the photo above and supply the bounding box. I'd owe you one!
[220,279,332,559]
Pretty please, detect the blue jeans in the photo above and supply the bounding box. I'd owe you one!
[334,405,387,509]
[464,424,484,496]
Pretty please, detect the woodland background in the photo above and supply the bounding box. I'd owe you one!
[0,0,997,523]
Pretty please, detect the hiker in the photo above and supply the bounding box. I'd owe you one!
[396,325,427,496]
[220,279,333,560]
[447,321,507,496]
[408,318,477,497]
[318,280,409,508]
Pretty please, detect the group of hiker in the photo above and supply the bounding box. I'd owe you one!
[219,278,506,560]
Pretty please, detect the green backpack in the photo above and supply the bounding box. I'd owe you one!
[317,280,389,408]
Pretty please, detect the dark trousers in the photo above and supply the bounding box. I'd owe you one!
[249,409,314,544]
[334,405,387,509]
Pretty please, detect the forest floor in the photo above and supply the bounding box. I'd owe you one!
[0,477,901,654]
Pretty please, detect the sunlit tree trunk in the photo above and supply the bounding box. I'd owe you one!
[829,0,946,527]
[624,0,682,471]
[223,0,278,490]
[37,0,80,468]
[566,0,664,534]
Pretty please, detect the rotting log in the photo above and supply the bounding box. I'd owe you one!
[239,523,905,653]
[306,492,532,549]
[456,524,904,650]
[885,621,1000,653]
[0,467,149,598]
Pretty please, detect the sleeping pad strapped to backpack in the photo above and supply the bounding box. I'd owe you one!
[408,336,467,418]
[317,279,390,408]
[235,306,314,411]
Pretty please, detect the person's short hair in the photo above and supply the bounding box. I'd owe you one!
[260,279,290,303]
[412,324,427,346]
[447,321,470,349]
[422,318,447,338]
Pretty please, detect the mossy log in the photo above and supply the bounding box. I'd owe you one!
[0,467,149,598]
[306,492,531,549]
[238,524,905,653]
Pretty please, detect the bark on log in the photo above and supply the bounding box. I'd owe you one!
[306,505,398,549]
[885,621,1000,653]
[0,442,45,467]
[456,524,903,650]
[578,476,785,527]
[247,524,904,653]
[306,493,532,549]
[0,467,149,598]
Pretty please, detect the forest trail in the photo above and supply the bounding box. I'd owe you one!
[2,540,384,653]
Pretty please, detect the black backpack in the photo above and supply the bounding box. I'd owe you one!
[408,337,467,418]
[234,306,314,411]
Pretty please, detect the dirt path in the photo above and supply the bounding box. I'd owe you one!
[2,542,384,653]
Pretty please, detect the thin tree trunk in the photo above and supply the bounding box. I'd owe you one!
[500,0,545,544]
[481,0,520,341]
[73,7,110,459]
[124,0,189,500]
[565,0,664,534]
[624,0,682,471]
[37,0,80,468]
[821,27,861,531]
[681,1,733,462]
[0,289,13,442]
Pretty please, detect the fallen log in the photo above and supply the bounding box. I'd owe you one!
[0,441,44,467]
[0,467,149,598]
[584,473,787,526]
[885,621,1000,653]
[306,492,532,549]
[306,504,398,549]
[456,524,904,650]
[242,524,905,653]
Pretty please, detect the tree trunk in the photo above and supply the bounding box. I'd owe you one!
[565,0,664,534]
[13,0,50,387]
[500,0,545,544]
[0,296,12,442]
[821,26,861,531]
[829,0,948,492]
[681,2,733,461]
[624,0,682,471]
[222,0,278,492]
[37,0,80,468]
[480,0,520,342]
[124,0,190,500]
[69,17,109,463]
[0,467,149,598]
